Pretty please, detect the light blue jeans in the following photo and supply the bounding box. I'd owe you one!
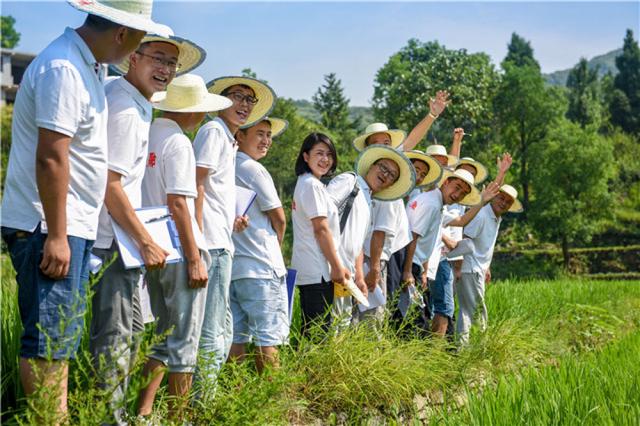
[198,248,233,382]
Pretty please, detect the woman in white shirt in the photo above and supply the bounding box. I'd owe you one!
[291,133,349,336]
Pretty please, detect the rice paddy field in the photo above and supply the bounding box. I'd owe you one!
[2,253,640,425]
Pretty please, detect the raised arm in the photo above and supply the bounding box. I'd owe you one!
[446,182,501,228]
[402,90,451,151]
[494,153,513,187]
[450,127,465,158]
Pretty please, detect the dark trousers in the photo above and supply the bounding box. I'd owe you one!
[298,280,334,337]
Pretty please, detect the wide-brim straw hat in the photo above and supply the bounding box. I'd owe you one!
[241,117,288,138]
[500,184,524,213]
[456,157,488,184]
[352,123,405,152]
[152,74,232,113]
[111,34,205,76]
[404,150,443,188]
[206,76,276,127]
[439,168,481,206]
[355,145,416,201]
[425,144,459,167]
[67,0,171,37]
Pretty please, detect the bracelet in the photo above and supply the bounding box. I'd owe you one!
[428,112,438,120]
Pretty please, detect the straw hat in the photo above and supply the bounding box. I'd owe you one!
[404,150,443,188]
[352,123,405,152]
[499,184,524,213]
[242,117,288,139]
[439,169,481,206]
[152,74,232,113]
[355,145,416,201]
[206,76,276,127]
[456,157,488,184]
[425,144,459,167]
[111,34,205,76]
[67,0,171,36]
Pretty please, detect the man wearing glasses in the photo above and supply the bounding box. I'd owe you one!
[194,76,276,386]
[89,36,183,425]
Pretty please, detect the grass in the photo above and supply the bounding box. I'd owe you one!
[2,254,640,424]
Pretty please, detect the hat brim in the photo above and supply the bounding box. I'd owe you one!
[152,92,232,113]
[206,76,276,127]
[439,169,481,206]
[352,129,405,152]
[355,146,416,201]
[110,35,206,77]
[405,151,443,188]
[457,158,488,184]
[265,118,288,138]
[67,0,172,36]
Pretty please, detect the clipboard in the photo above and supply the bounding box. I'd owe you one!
[236,185,257,217]
[111,206,183,269]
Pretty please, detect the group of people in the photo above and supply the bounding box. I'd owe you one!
[0,0,523,424]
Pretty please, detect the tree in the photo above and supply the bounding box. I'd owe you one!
[312,73,351,133]
[1,15,20,48]
[502,32,539,70]
[566,58,601,128]
[530,120,614,269]
[371,39,499,159]
[610,29,640,133]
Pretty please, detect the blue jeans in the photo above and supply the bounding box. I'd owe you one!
[429,258,455,319]
[2,226,93,360]
[198,248,232,381]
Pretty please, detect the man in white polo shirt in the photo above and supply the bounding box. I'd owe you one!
[0,1,168,417]
[194,76,276,384]
[456,184,523,344]
[228,117,289,373]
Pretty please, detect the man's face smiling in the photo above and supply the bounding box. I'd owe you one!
[219,84,256,128]
[365,132,392,147]
[441,177,471,205]
[411,159,430,183]
[129,41,179,99]
[491,191,515,216]
[366,158,400,193]
[237,121,272,161]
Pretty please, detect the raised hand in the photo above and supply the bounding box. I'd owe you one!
[497,152,513,174]
[480,181,501,204]
[429,90,451,117]
[453,127,465,145]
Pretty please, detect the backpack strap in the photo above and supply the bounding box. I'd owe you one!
[337,172,360,234]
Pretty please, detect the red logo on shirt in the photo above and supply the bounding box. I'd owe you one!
[147,152,157,168]
[410,200,418,210]
[79,0,94,5]
[292,200,296,211]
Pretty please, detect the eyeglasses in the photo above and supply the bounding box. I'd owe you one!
[375,161,399,182]
[226,91,259,105]
[135,51,181,72]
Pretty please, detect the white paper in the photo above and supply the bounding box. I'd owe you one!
[358,285,386,312]
[236,185,257,216]
[111,206,183,269]
[345,279,369,308]
[138,274,155,324]
[89,254,103,274]
[398,285,425,318]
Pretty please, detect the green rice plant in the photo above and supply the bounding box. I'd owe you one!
[437,330,640,425]
[1,254,22,416]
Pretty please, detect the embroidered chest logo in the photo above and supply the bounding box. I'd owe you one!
[147,152,157,168]
[410,200,418,210]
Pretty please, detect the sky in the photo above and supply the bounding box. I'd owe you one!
[2,1,638,106]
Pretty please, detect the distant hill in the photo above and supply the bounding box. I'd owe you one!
[293,99,374,132]
[544,48,622,86]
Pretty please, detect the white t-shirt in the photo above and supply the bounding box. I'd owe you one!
[462,204,502,275]
[94,77,151,249]
[406,188,444,269]
[389,199,412,255]
[327,173,372,275]
[193,117,237,252]
[443,203,465,261]
[1,27,108,240]
[291,173,340,285]
[141,117,205,252]
[364,199,401,262]
[231,151,286,280]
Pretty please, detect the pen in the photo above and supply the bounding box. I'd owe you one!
[145,213,171,224]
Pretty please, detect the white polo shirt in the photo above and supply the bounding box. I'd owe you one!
[193,117,237,252]
[1,27,108,240]
[364,198,408,262]
[327,173,372,275]
[443,203,465,261]
[141,117,205,251]
[94,77,152,249]
[462,204,502,275]
[231,151,286,281]
[291,173,340,285]
[406,188,444,269]
[388,199,412,255]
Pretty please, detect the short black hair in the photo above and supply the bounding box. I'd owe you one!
[84,14,122,32]
[221,84,255,97]
[294,132,338,177]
